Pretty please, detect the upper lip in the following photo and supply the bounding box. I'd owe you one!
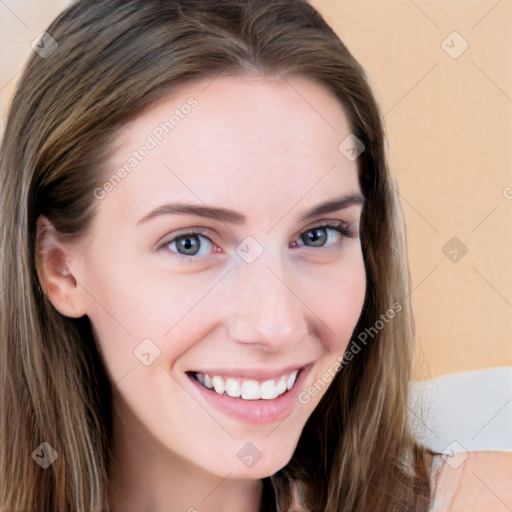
[186,362,312,381]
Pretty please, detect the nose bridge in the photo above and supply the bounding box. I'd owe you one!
[226,249,307,347]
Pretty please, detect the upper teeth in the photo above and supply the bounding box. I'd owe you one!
[194,370,299,400]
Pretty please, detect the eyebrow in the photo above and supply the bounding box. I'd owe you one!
[137,193,365,226]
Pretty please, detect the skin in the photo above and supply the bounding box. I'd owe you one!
[36,74,367,512]
[432,453,512,512]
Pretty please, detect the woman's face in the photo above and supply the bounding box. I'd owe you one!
[67,74,366,478]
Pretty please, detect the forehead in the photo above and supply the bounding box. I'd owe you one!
[100,74,361,226]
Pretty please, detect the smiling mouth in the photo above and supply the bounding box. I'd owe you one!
[186,367,304,401]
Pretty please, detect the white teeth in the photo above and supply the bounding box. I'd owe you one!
[211,375,225,394]
[193,369,301,400]
[240,380,260,400]
[277,376,287,395]
[225,377,241,398]
[260,379,280,400]
[287,370,298,390]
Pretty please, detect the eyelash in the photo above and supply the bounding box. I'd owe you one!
[157,220,355,263]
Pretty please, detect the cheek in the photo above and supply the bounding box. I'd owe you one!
[82,257,224,369]
[308,250,367,349]
[298,254,366,407]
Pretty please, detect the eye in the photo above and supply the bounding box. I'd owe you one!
[161,229,215,260]
[291,221,353,249]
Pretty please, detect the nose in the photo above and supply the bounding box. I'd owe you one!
[225,252,309,351]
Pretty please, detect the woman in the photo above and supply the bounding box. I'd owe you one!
[0,0,439,510]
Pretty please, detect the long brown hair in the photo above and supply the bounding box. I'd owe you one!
[0,1,436,510]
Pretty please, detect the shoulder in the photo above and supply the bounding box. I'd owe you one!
[429,451,512,512]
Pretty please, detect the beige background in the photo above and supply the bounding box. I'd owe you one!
[1,2,511,509]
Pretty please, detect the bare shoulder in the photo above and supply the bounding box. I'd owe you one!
[429,452,512,512]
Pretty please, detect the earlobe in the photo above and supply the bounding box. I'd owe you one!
[35,215,87,318]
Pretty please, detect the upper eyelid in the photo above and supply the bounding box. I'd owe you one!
[157,227,216,246]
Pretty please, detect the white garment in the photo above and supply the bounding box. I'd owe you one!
[409,366,512,453]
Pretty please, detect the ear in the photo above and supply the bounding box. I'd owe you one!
[35,215,87,318]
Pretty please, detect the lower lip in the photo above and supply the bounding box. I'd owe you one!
[187,364,313,425]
